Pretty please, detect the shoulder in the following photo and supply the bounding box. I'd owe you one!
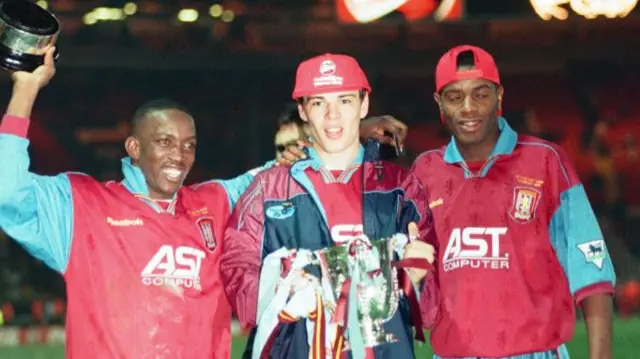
[516,135,580,188]
[409,147,446,180]
[516,135,567,159]
[65,172,108,191]
[256,164,291,181]
[413,147,446,167]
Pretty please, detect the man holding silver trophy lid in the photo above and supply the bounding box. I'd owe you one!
[221,53,439,359]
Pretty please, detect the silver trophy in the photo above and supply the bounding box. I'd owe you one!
[312,236,402,350]
[0,0,60,72]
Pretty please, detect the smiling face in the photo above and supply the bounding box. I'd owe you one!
[435,77,503,153]
[298,90,369,161]
[124,109,196,200]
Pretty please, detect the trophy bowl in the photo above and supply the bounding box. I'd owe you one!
[0,0,59,72]
[313,237,402,350]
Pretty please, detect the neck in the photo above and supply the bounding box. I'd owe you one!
[314,142,360,170]
[457,129,500,163]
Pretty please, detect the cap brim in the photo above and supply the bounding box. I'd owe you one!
[293,85,370,100]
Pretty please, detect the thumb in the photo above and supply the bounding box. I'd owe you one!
[408,222,419,241]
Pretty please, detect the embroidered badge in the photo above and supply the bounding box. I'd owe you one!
[265,204,295,220]
[577,240,607,269]
[196,217,216,251]
[509,186,541,223]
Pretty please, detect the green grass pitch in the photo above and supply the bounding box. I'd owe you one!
[0,318,637,359]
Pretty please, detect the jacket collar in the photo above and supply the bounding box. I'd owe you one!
[443,117,517,164]
[291,140,380,184]
[120,157,179,213]
[302,144,365,171]
[121,157,151,195]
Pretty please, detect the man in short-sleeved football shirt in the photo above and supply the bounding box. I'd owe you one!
[404,45,616,359]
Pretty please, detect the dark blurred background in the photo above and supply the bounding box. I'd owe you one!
[0,0,640,350]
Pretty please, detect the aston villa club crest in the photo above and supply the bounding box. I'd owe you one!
[509,187,541,223]
[196,217,216,251]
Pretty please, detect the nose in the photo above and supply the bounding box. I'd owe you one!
[168,145,185,163]
[460,96,478,114]
[326,101,340,121]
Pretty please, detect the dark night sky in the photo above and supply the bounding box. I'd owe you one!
[466,0,534,16]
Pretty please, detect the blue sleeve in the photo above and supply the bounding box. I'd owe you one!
[549,184,616,296]
[0,134,73,274]
[214,160,275,210]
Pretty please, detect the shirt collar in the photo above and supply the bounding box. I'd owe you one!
[297,144,365,172]
[443,117,517,164]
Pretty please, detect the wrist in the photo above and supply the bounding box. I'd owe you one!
[7,83,40,118]
[12,82,41,98]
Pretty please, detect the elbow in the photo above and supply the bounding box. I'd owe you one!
[220,265,259,329]
[0,177,24,204]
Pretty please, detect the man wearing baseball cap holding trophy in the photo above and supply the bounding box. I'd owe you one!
[221,53,439,359]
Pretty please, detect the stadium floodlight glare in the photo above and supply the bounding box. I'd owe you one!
[530,0,638,20]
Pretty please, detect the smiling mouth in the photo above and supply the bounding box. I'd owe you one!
[325,127,343,139]
[162,168,185,183]
[458,119,482,132]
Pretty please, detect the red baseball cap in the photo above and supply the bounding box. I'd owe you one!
[435,45,500,93]
[292,53,371,100]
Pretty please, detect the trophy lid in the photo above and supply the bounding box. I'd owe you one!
[0,0,59,36]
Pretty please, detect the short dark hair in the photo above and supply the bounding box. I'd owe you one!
[456,50,476,70]
[277,103,305,129]
[131,98,190,136]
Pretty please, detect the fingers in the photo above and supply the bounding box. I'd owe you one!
[296,139,311,147]
[43,46,56,67]
[408,222,419,241]
[287,146,306,160]
[277,145,307,166]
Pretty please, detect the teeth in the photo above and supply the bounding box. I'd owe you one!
[326,128,341,133]
[163,168,183,180]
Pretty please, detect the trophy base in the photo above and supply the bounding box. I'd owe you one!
[342,330,398,352]
[0,43,59,72]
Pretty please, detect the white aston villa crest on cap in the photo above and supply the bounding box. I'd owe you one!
[319,60,336,75]
[314,59,343,87]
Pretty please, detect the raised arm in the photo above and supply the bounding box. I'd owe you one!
[0,47,73,274]
[198,160,275,211]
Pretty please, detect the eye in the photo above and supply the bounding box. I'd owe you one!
[341,98,353,104]
[446,94,462,102]
[185,142,197,150]
[157,138,170,146]
[474,90,490,99]
[310,100,323,107]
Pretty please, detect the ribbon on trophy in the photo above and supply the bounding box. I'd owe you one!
[254,234,435,359]
[393,256,435,343]
[326,234,436,357]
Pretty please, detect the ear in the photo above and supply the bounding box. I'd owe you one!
[433,92,442,113]
[297,103,309,123]
[124,136,141,161]
[359,93,370,119]
[497,86,504,109]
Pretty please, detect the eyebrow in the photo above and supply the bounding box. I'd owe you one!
[154,133,197,141]
[308,93,357,101]
[443,83,494,94]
